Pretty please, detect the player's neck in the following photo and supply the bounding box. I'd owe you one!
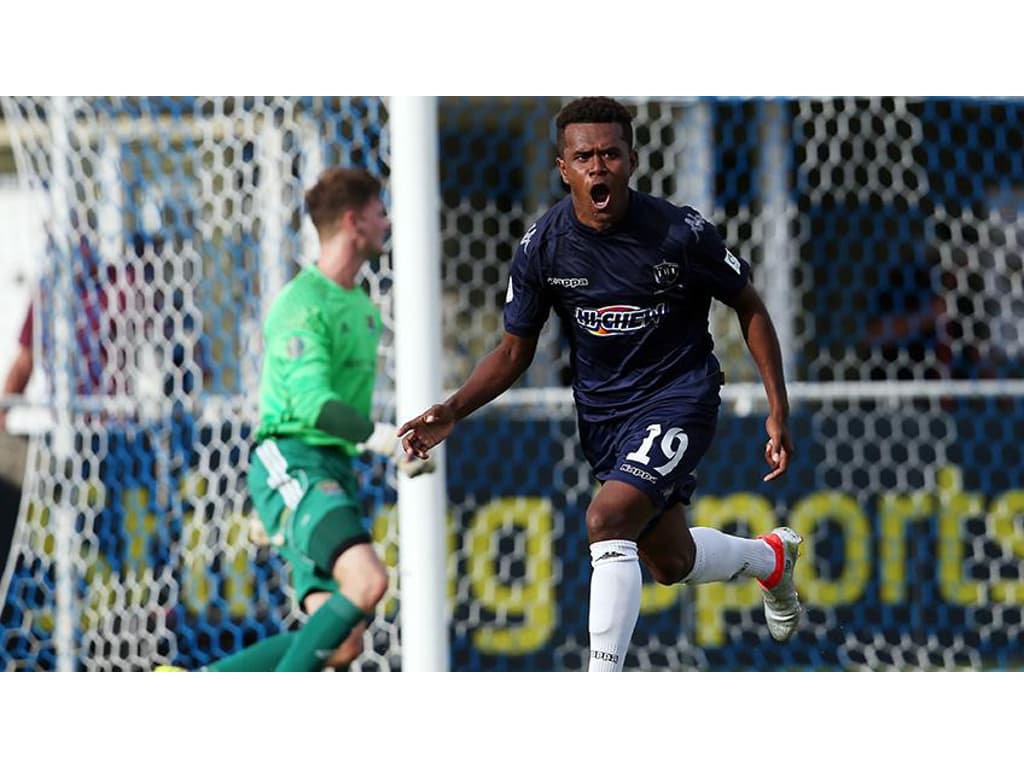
[317,236,364,290]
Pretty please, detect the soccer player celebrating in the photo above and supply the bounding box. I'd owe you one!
[400,97,801,671]
[171,167,433,672]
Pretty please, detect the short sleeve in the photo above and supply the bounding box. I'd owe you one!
[684,209,751,305]
[503,225,552,337]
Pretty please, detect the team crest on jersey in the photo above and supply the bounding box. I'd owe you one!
[652,261,680,289]
[575,303,668,336]
[286,336,304,358]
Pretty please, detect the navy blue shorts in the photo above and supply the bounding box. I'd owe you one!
[578,398,719,510]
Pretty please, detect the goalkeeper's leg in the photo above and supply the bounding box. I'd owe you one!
[274,542,387,671]
[199,607,370,671]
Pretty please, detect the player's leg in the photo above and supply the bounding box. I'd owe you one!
[637,502,803,641]
[273,510,385,672]
[202,633,297,672]
[584,480,659,672]
[638,502,776,585]
[245,438,386,671]
[291,544,386,670]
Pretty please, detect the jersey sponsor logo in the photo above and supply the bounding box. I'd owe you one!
[652,261,679,288]
[618,462,658,483]
[547,276,589,288]
[520,223,537,252]
[724,249,742,275]
[574,303,668,336]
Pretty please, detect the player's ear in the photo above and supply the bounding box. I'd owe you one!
[340,208,359,233]
[629,149,639,176]
[556,156,569,185]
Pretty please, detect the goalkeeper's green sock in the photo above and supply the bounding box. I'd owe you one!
[274,592,367,672]
[204,632,296,672]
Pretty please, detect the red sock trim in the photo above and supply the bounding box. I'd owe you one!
[757,533,784,590]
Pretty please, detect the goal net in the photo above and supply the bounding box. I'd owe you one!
[1,96,1021,671]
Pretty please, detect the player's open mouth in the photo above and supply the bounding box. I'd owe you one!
[590,183,611,210]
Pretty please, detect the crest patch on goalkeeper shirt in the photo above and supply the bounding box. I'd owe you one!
[286,336,305,358]
[317,480,342,495]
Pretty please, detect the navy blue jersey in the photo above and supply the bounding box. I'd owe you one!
[504,190,751,420]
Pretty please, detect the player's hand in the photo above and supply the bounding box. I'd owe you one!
[398,404,456,460]
[763,414,793,482]
[356,422,438,478]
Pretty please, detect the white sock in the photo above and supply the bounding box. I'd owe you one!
[683,527,777,584]
[587,539,641,672]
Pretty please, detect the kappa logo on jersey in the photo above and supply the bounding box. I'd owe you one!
[520,223,537,253]
[547,276,589,288]
[652,261,679,288]
[575,303,668,336]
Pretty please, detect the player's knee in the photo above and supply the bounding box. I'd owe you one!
[343,562,388,613]
[586,505,634,542]
[647,551,694,585]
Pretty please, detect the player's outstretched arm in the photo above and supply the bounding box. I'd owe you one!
[399,332,537,459]
[731,282,793,482]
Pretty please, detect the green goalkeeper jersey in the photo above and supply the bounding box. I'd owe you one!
[256,264,382,455]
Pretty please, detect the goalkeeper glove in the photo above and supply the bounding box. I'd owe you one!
[357,422,437,478]
[397,453,437,478]
[356,422,401,457]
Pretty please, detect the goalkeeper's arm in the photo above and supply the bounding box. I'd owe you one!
[315,399,435,478]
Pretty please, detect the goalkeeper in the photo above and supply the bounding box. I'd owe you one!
[199,167,432,672]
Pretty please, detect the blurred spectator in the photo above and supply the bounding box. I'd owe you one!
[0,309,33,432]
[0,234,110,431]
[0,229,211,432]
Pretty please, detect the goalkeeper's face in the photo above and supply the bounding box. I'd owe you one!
[354,197,391,258]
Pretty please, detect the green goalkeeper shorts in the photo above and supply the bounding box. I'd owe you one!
[247,437,371,604]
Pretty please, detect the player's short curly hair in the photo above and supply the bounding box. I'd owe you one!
[555,97,634,156]
[304,167,382,237]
